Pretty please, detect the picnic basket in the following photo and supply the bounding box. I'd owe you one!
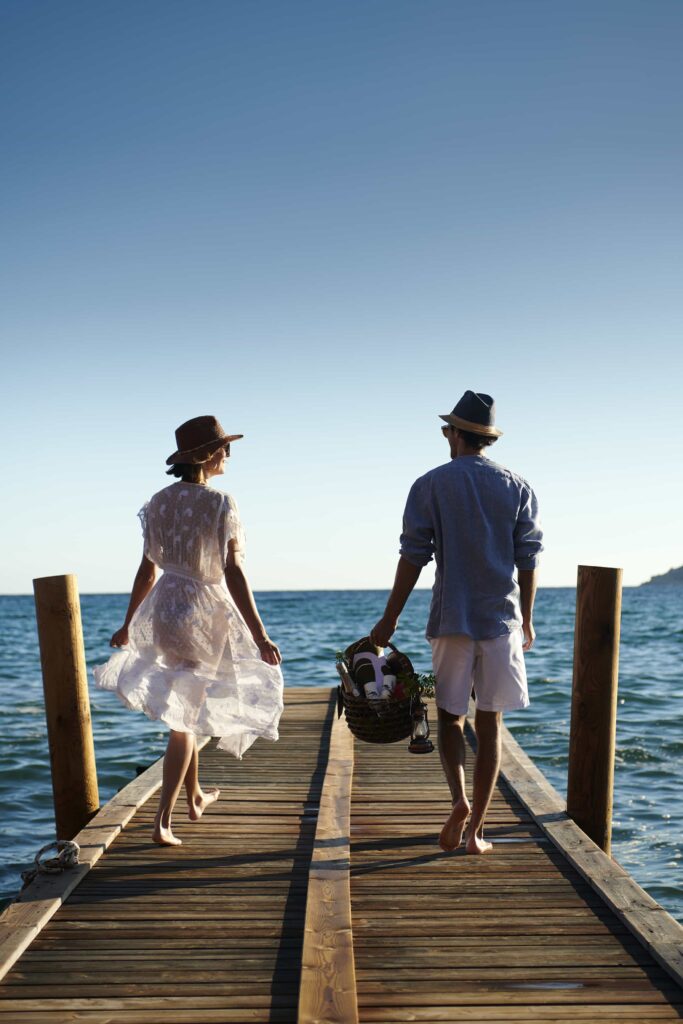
[336,637,416,744]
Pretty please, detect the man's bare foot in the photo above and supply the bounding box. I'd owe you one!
[152,822,182,847]
[188,787,220,821]
[465,830,493,855]
[439,798,471,852]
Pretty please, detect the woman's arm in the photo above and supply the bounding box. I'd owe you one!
[224,540,281,666]
[110,555,156,647]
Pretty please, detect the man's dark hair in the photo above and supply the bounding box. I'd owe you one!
[457,429,498,451]
[165,463,204,483]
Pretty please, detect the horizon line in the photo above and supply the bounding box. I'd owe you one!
[0,583,656,597]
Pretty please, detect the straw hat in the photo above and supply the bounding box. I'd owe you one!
[166,415,244,465]
[439,391,503,438]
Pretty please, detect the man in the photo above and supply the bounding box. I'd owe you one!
[371,390,543,855]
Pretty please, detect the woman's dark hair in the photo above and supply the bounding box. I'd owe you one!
[457,429,498,451]
[166,463,204,483]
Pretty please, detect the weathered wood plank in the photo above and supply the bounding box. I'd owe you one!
[298,707,358,1023]
[0,737,213,982]
[499,723,683,987]
[349,699,682,1022]
[0,689,335,1019]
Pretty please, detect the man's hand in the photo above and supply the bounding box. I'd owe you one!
[110,625,129,648]
[370,615,398,648]
[518,569,537,652]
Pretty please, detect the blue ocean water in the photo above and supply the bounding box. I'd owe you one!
[0,588,681,920]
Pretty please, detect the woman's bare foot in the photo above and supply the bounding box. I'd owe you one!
[188,787,220,821]
[152,818,182,847]
[465,829,493,855]
[439,798,471,852]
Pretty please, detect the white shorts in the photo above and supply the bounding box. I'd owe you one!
[430,631,529,716]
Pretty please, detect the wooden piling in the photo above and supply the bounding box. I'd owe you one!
[33,574,99,839]
[566,564,622,854]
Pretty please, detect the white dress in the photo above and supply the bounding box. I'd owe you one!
[94,481,284,759]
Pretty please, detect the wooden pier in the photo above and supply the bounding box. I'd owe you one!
[1,686,682,1022]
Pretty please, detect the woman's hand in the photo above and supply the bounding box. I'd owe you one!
[110,626,129,648]
[255,637,282,666]
[225,548,282,667]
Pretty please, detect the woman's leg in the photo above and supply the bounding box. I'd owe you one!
[152,731,195,846]
[184,736,220,821]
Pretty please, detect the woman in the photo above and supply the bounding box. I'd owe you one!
[94,415,284,846]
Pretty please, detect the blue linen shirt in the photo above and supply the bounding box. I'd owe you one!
[400,454,543,640]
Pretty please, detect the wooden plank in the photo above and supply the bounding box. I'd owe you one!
[298,707,358,1024]
[1,1009,676,1024]
[0,739,210,982]
[498,723,683,988]
[349,699,683,1022]
[0,688,335,1019]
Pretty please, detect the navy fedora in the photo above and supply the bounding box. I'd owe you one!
[439,391,503,437]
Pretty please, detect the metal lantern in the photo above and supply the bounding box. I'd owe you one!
[408,698,434,754]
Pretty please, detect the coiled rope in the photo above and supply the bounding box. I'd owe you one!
[21,840,80,888]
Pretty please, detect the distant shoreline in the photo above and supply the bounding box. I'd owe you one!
[639,565,683,587]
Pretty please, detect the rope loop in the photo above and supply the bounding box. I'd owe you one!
[21,840,80,889]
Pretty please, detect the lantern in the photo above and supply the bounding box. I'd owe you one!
[408,699,434,754]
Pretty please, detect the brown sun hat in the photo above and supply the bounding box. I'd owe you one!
[439,390,503,437]
[165,415,244,465]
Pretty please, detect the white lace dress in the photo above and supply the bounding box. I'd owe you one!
[94,482,284,758]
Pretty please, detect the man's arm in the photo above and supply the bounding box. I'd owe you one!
[370,556,423,646]
[514,479,542,652]
[518,567,537,651]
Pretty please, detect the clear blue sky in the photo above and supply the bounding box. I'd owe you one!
[2,0,682,593]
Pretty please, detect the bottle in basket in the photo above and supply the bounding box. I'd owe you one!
[352,641,391,700]
[336,658,360,697]
[380,667,397,700]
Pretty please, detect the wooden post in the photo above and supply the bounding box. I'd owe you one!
[33,574,99,839]
[566,565,622,855]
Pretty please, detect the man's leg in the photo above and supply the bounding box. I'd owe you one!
[431,635,475,852]
[466,708,502,855]
[437,708,471,851]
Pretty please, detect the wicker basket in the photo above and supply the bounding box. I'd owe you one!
[337,638,416,744]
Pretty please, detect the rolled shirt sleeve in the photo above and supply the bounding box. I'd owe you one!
[514,483,544,570]
[400,478,435,567]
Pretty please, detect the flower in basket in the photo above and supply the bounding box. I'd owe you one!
[396,670,436,701]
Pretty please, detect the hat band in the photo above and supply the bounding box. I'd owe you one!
[175,437,226,457]
[444,415,502,437]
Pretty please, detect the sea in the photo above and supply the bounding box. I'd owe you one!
[1,588,681,921]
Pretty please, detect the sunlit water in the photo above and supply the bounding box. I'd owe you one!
[0,588,681,919]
